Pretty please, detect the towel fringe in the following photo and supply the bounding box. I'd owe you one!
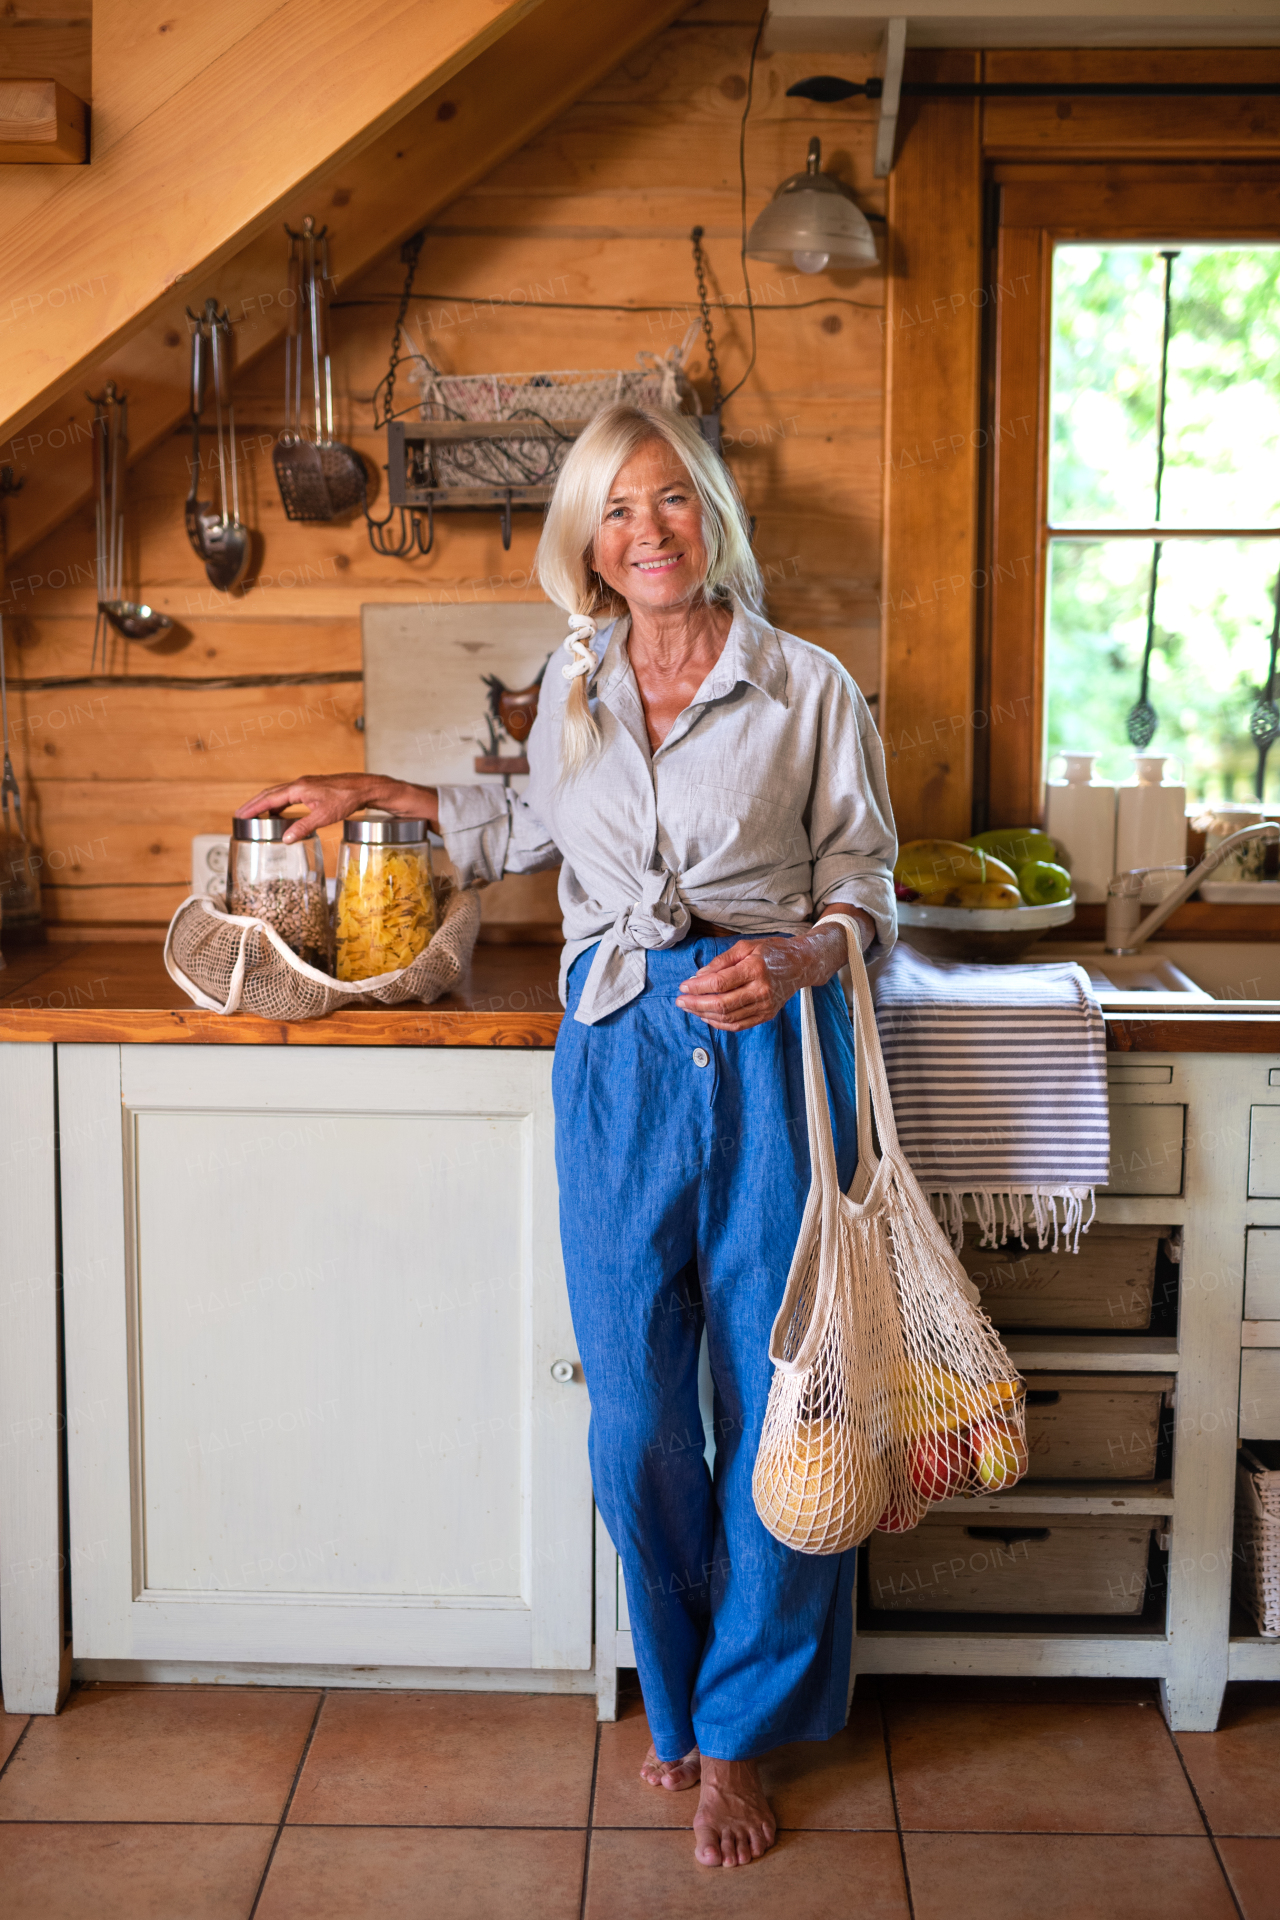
[928,1186,1097,1255]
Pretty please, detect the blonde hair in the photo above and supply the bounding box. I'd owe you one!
[535,405,763,775]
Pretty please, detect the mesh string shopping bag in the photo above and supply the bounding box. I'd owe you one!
[753,915,1028,1553]
[164,881,480,1021]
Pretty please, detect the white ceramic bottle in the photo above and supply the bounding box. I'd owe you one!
[1115,755,1187,900]
[1044,753,1117,902]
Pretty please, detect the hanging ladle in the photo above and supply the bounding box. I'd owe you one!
[203,308,250,589]
[90,385,173,670]
[185,301,222,563]
[184,302,250,590]
[1126,249,1180,751]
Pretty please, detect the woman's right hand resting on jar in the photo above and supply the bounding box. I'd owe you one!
[235,773,440,842]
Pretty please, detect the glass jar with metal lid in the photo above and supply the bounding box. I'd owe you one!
[228,814,330,970]
[335,814,437,983]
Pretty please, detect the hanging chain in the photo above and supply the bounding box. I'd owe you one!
[690,227,724,414]
[374,229,427,429]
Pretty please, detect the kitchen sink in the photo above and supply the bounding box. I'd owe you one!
[1036,940,1280,1008]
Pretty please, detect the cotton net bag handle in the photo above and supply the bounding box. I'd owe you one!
[768,914,893,1373]
[767,913,983,1373]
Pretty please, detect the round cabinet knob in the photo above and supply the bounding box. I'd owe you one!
[549,1359,576,1384]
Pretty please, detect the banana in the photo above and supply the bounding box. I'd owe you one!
[895,839,1018,898]
[916,882,1023,911]
[888,1362,1025,1435]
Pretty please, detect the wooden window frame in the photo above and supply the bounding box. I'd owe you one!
[880,48,1280,860]
[985,164,1280,834]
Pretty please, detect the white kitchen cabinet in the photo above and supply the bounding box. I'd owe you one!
[56,1044,592,1680]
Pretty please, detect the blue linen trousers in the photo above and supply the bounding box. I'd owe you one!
[553,933,860,1762]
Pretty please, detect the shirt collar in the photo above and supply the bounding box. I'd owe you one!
[593,601,789,709]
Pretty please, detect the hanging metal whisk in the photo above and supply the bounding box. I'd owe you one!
[1250,569,1280,800]
[1126,249,1180,750]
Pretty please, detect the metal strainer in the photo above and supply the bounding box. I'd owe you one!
[272,219,365,522]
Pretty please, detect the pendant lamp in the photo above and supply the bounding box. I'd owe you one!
[745,137,877,275]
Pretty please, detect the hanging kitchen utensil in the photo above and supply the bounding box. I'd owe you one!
[273,223,329,520]
[1251,568,1280,800]
[202,306,251,589]
[1126,250,1180,751]
[89,385,174,669]
[184,301,223,565]
[366,228,434,557]
[0,614,41,938]
[0,480,41,938]
[272,218,365,522]
[314,229,366,514]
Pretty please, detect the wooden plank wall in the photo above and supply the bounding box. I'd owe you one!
[3,0,886,931]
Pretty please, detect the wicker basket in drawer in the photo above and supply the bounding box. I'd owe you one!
[866,1511,1158,1615]
[1233,1444,1280,1638]
[958,1224,1166,1330]
[1023,1372,1175,1480]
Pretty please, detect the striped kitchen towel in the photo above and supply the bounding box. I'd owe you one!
[867,941,1110,1252]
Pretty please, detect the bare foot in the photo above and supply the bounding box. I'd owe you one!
[639,1742,701,1790]
[693,1755,777,1867]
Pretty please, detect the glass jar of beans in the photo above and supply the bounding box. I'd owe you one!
[227,814,330,970]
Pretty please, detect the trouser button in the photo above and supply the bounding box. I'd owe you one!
[692,1046,710,1068]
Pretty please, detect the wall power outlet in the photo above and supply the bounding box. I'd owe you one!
[191,834,230,904]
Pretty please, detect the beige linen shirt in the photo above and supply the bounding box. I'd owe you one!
[435,602,898,1026]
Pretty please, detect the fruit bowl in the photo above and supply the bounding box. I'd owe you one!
[895,895,1076,963]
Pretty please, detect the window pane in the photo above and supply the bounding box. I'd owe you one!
[1044,537,1280,803]
[1049,246,1280,530]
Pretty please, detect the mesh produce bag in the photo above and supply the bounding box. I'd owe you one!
[753,916,1029,1554]
[164,880,481,1021]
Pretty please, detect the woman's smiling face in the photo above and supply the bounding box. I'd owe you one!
[590,437,709,615]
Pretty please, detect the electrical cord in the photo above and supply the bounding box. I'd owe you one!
[718,5,768,408]
[332,294,881,316]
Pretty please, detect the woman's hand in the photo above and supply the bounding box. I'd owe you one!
[675,909,873,1033]
[235,774,440,846]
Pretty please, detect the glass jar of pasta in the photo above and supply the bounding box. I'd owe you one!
[335,815,437,982]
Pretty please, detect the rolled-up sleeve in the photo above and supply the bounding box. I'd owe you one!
[806,674,898,953]
[434,784,561,887]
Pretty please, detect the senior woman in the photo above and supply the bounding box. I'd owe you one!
[236,404,897,1869]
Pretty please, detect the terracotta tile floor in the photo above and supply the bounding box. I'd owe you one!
[0,1674,1276,1918]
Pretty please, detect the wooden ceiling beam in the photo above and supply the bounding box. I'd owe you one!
[0,0,546,445]
[3,0,690,563]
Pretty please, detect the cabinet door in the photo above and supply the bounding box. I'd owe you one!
[59,1045,591,1672]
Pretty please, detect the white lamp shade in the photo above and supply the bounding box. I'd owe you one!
[746,139,878,271]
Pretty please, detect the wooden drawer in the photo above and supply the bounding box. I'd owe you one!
[958,1224,1163,1330]
[1104,1104,1185,1196]
[1023,1372,1174,1480]
[1241,1349,1280,1440]
[866,1512,1157,1615]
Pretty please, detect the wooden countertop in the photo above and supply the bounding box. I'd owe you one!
[0,940,564,1047]
[2,939,1280,1051]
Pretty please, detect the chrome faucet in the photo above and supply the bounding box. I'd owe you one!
[1104,821,1280,954]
